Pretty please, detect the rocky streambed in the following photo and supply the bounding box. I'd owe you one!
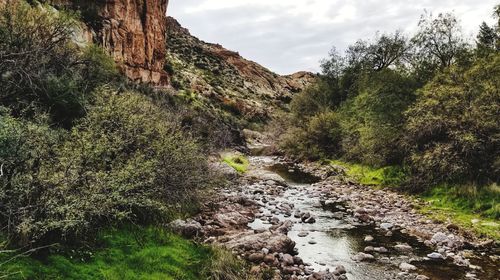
[170,155,499,280]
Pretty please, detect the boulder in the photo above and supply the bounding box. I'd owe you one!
[352,252,375,262]
[169,219,202,238]
[399,262,417,271]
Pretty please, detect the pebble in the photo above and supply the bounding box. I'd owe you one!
[427,252,444,259]
[364,235,374,242]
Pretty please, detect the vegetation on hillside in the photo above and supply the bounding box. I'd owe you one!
[0,2,254,278]
[277,7,499,226]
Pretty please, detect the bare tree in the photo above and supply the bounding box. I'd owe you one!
[412,12,468,69]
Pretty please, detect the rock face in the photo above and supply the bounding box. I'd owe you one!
[166,17,317,120]
[97,0,169,85]
[44,0,169,85]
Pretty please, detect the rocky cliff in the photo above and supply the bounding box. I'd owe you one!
[44,0,169,85]
[166,17,317,121]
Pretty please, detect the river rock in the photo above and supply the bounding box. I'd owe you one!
[427,252,444,259]
[399,262,417,271]
[431,232,449,244]
[248,252,265,263]
[364,246,374,252]
[352,252,375,262]
[416,275,430,280]
[394,243,413,253]
[168,219,202,238]
[224,231,296,254]
[364,235,374,242]
[333,264,347,275]
[298,231,309,237]
[380,222,394,230]
[281,253,295,265]
[263,254,275,264]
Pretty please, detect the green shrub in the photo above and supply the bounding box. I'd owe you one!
[0,2,119,127]
[280,111,342,160]
[0,88,217,244]
[337,69,416,166]
[405,55,500,186]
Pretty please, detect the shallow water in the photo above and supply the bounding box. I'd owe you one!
[249,159,500,280]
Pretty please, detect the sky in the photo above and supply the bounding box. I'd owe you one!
[169,0,499,75]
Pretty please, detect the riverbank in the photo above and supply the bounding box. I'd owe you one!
[325,160,499,240]
[171,154,499,279]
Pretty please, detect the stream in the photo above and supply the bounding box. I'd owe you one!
[246,155,499,280]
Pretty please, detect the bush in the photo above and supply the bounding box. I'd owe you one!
[405,55,500,186]
[338,69,416,166]
[280,111,342,160]
[0,88,217,244]
[0,2,119,127]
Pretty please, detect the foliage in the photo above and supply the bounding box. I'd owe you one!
[222,154,249,173]
[338,69,417,166]
[0,226,260,280]
[412,12,469,69]
[0,2,119,127]
[420,183,499,239]
[405,55,500,186]
[330,160,407,187]
[0,88,217,244]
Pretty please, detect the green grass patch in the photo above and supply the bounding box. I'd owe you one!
[419,183,499,239]
[222,154,249,173]
[0,226,255,280]
[329,160,406,187]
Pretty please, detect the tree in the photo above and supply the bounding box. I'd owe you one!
[413,12,468,69]
[476,22,497,56]
[405,54,500,186]
[0,1,118,127]
[344,31,409,71]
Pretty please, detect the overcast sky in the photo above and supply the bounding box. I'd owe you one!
[169,0,499,75]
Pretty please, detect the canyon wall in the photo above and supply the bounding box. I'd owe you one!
[43,0,170,85]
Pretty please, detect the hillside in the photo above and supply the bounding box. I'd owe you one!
[166,17,317,121]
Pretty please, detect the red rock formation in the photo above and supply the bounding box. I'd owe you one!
[39,0,170,85]
[98,0,169,85]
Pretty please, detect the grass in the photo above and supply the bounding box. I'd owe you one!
[0,226,257,280]
[222,153,249,173]
[419,183,499,239]
[328,160,499,240]
[329,160,406,187]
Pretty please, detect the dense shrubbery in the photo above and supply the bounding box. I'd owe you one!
[1,89,217,244]
[406,56,500,184]
[0,1,119,127]
[0,1,220,248]
[279,7,500,191]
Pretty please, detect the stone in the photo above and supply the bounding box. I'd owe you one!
[427,252,444,259]
[431,232,449,244]
[380,222,394,230]
[374,247,389,253]
[281,253,295,265]
[364,246,374,252]
[352,252,375,262]
[168,219,202,238]
[416,275,430,280]
[399,262,417,271]
[364,235,374,242]
[248,252,265,263]
[394,243,413,253]
[334,265,347,275]
[263,254,275,264]
[298,231,309,237]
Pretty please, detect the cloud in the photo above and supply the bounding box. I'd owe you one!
[169,0,498,74]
